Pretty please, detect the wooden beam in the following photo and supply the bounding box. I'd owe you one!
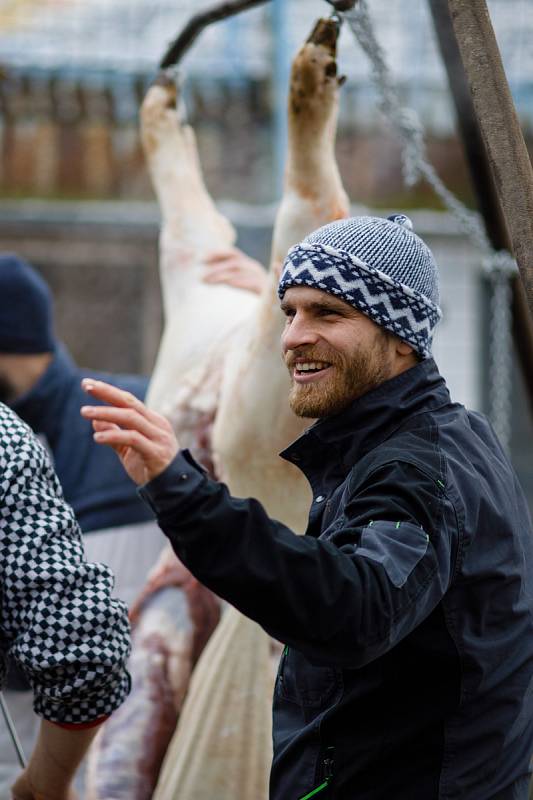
[428,0,533,411]
[445,0,533,317]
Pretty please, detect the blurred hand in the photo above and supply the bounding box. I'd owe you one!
[129,544,185,624]
[81,380,179,485]
[11,771,77,800]
[203,247,268,295]
[12,719,100,800]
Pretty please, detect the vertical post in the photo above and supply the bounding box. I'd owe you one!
[445,0,533,317]
[428,0,533,411]
[271,0,290,196]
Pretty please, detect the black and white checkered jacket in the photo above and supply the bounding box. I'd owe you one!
[0,403,131,724]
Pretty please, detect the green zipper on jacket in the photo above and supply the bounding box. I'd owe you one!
[298,778,330,799]
[298,748,334,800]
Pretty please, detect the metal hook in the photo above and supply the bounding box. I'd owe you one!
[325,0,358,12]
[329,11,342,31]
[159,0,271,71]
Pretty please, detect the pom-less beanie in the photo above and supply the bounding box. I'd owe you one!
[0,253,56,354]
[278,215,442,358]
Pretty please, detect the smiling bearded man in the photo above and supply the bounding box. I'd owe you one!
[282,288,401,418]
[82,215,533,800]
[279,215,429,419]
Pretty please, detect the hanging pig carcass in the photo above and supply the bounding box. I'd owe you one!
[85,15,349,800]
[152,21,349,799]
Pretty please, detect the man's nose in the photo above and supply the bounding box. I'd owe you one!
[281,313,318,352]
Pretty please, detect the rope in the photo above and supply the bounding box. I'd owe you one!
[345,0,516,448]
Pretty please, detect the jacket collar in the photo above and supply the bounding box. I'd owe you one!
[11,344,78,449]
[281,358,451,478]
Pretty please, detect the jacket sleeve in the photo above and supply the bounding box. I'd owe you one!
[0,413,131,723]
[140,450,459,668]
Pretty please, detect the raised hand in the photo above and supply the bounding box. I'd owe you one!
[203,247,268,295]
[80,380,179,485]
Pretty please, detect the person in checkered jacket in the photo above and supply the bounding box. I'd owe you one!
[0,402,131,800]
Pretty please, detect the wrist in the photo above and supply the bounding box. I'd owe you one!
[27,719,102,793]
[26,745,73,793]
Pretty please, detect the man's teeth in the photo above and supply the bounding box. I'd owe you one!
[296,362,329,372]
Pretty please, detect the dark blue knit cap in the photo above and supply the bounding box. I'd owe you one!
[0,253,56,354]
[278,215,442,359]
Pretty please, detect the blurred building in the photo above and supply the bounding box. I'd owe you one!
[0,0,531,203]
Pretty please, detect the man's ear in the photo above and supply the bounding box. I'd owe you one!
[395,339,414,357]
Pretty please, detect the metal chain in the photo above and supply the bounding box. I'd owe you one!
[345,0,515,446]
[345,2,495,254]
[488,266,513,451]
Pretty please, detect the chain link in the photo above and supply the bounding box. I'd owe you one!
[488,268,513,451]
[345,0,515,448]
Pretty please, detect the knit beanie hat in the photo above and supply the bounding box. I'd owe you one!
[0,253,56,353]
[278,215,442,358]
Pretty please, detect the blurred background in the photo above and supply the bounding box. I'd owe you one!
[0,0,531,504]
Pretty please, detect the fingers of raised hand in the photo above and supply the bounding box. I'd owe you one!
[85,408,175,453]
[93,426,178,479]
[202,261,267,295]
[81,404,156,436]
[81,379,151,417]
[81,379,174,430]
[92,420,119,433]
[203,266,238,284]
[91,426,150,452]
[204,247,240,265]
[87,410,177,466]
[204,248,264,273]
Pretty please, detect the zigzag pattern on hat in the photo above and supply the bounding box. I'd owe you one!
[305,217,439,304]
[278,243,442,358]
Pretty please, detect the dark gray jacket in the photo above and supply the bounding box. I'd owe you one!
[141,359,533,799]
[12,345,153,532]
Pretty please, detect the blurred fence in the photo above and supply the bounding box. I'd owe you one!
[0,0,530,202]
[0,0,533,202]
[0,1,530,98]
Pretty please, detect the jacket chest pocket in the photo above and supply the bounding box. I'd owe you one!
[277,646,342,710]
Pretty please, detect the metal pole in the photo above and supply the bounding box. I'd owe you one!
[272,0,290,196]
[0,691,26,769]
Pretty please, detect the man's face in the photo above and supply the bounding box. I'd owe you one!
[281,286,397,418]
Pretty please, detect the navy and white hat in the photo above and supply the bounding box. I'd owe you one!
[0,253,56,354]
[278,215,442,358]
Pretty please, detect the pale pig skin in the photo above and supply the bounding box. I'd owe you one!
[85,15,350,800]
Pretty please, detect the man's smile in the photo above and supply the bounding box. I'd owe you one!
[292,360,333,384]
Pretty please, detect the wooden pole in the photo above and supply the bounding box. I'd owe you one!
[446,0,533,317]
[428,0,533,411]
